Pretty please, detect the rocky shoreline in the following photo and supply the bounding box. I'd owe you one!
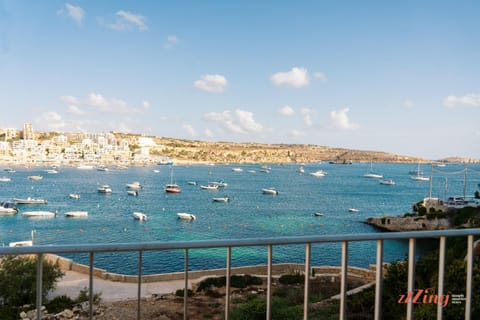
[364,216,452,232]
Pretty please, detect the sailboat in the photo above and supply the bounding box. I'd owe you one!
[410,163,429,181]
[165,166,181,193]
[364,162,383,178]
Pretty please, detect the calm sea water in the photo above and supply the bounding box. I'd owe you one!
[1,162,479,275]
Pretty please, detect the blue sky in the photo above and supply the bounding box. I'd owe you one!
[1,0,479,160]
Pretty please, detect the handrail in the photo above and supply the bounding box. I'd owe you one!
[2,228,480,255]
[1,228,479,320]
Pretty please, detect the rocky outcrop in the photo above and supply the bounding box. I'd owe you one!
[365,216,452,231]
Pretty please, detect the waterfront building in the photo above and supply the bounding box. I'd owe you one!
[22,123,34,140]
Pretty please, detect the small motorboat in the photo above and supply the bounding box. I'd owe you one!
[64,211,88,218]
[314,212,324,217]
[28,175,43,181]
[262,188,279,195]
[132,212,147,221]
[200,184,219,191]
[0,201,19,215]
[177,212,196,220]
[69,193,80,199]
[14,197,48,204]
[97,185,112,193]
[310,170,327,177]
[379,179,395,186]
[126,181,142,190]
[348,208,359,213]
[0,176,11,182]
[22,210,57,218]
[127,190,139,196]
[212,197,230,202]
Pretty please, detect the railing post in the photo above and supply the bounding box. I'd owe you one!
[89,252,94,320]
[267,244,272,320]
[465,235,473,319]
[184,248,189,320]
[437,236,446,320]
[137,250,143,320]
[407,238,416,320]
[339,241,348,320]
[374,239,383,320]
[225,246,231,320]
[36,253,43,320]
[303,243,311,320]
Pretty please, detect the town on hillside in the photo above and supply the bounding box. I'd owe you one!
[1,123,478,166]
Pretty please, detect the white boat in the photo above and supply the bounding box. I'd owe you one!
[187,181,197,185]
[364,162,383,178]
[28,175,43,181]
[209,180,228,188]
[97,165,109,171]
[200,184,219,190]
[77,165,94,170]
[232,167,243,172]
[4,168,16,173]
[69,193,80,199]
[411,175,430,181]
[127,190,139,196]
[297,165,305,173]
[14,197,48,204]
[0,176,11,182]
[97,185,112,193]
[132,212,147,221]
[379,179,395,185]
[409,163,424,175]
[262,188,279,195]
[314,212,324,217]
[45,169,58,174]
[64,211,88,218]
[177,212,196,220]
[212,197,230,202]
[9,230,35,247]
[165,167,181,193]
[260,165,271,173]
[152,169,160,173]
[310,170,327,177]
[348,208,359,213]
[0,201,19,215]
[126,181,143,190]
[22,210,57,218]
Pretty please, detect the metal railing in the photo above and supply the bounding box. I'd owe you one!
[1,228,479,320]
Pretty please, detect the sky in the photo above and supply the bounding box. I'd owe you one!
[1,0,479,160]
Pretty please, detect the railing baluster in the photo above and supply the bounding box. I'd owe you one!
[89,252,94,320]
[406,238,416,320]
[225,246,231,320]
[465,235,473,320]
[374,239,383,320]
[437,236,446,319]
[36,253,43,320]
[339,241,348,320]
[267,244,272,320]
[184,248,189,320]
[303,243,311,320]
[137,250,143,320]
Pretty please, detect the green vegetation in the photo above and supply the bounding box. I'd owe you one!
[196,274,263,292]
[0,256,64,320]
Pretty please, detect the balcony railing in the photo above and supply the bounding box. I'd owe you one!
[1,228,479,320]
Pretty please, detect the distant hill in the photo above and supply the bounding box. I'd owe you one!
[124,134,430,164]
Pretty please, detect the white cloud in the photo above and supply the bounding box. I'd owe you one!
[58,4,85,25]
[165,35,178,48]
[443,94,480,107]
[142,101,150,110]
[270,67,310,88]
[67,105,84,115]
[204,128,215,138]
[330,108,358,130]
[39,112,66,130]
[403,100,414,108]
[300,108,313,115]
[290,129,305,137]
[183,124,197,137]
[314,72,327,82]
[108,10,148,31]
[60,95,80,105]
[203,109,263,134]
[303,115,313,127]
[194,74,228,93]
[279,105,295,116]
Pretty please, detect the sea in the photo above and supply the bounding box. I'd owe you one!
[1,162,479,275]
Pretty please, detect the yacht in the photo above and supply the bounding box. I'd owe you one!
[177,212,196,220]
[379,179,395,185]
[97,185,112,193]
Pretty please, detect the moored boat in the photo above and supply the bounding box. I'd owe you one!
[132,212,147,221]
[97,185,112,193]
[64,211,88,218]
[0,176,11,182]
[28,175,43,181]
[177,212,196,220]
[0,201,19,215]
[126,181,143,190]
[212,197,230,202]
[262,187,279,195]
[69,193,80,199]
[379,179,395,185]
[22,210,57,218]
[348,208,359,213]
[14,197,48,204]
[310,170,327,177]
